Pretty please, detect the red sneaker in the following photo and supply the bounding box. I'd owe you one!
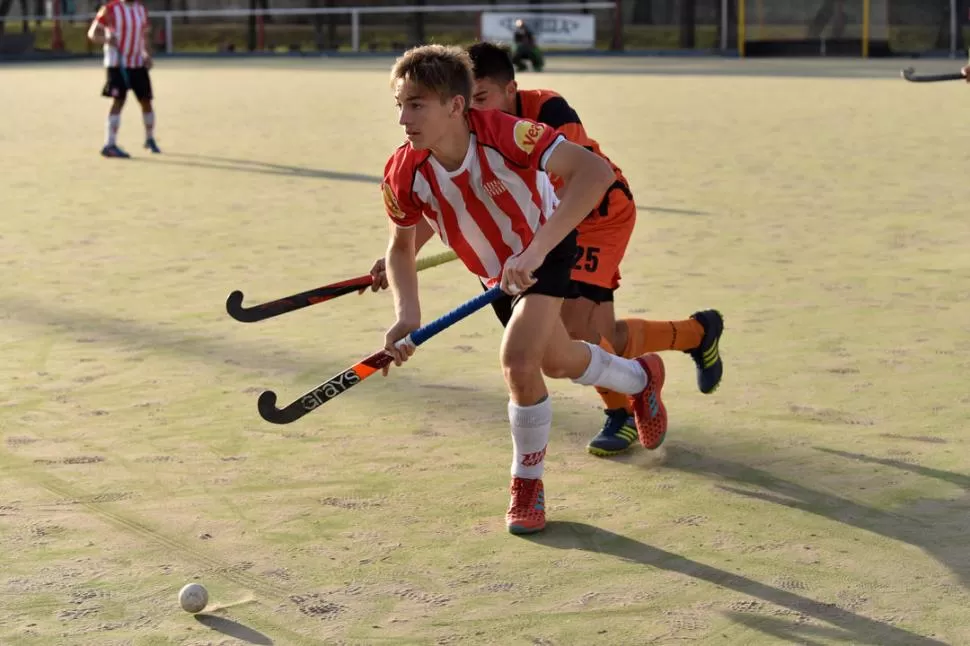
[628,353,668,450]
[506,477,546,534]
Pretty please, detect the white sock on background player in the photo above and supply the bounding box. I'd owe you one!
[571,341,648,394]
[105,114,120,147]
[143,112,154,139]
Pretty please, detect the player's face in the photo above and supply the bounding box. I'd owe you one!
[395,79,461,150]
[471,77,516,114]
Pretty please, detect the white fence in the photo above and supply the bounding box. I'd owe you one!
[8,3,620,54]
[13,1,963,57]
[157,3,616,53]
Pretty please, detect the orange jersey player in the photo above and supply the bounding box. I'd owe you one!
[466,41,725,456]
[87,0,160,158]
[379,45,668,534]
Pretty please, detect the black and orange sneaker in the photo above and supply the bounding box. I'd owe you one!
[687,310,724,394]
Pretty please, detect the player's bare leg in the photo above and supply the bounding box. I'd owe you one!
[600,302,627,354]
[501,293,667,534]
[565,293,724,456]
[550,299,669,450]
[561,296,600,344]
[102,96,129,158]
[139,98,160,153]
[563,294,639,455]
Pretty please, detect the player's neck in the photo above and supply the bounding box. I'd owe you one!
[429,122,471,172]
[506,95,518,116]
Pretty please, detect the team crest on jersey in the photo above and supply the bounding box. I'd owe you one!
[513,120,546,154]
[382,182,406,220]
[483,179,507,198]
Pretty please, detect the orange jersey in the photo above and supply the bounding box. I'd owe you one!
[516,89,636,293]
[515,89,631,203]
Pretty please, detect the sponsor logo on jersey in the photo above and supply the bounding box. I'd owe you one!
[382,182,406,220]
[513,120,545,154]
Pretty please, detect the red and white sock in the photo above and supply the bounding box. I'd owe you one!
[508,397,551,480]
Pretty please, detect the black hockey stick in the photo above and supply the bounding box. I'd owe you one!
[226,250,457,323]
[901,67,965,83]
[257,286,503,424]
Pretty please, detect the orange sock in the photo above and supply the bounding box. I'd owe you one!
[595,336,634,413]
[621,318,704,357]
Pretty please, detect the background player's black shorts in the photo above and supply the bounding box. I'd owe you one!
[484,229,579,328]
[569,280,615,304]
[101,67,152,102]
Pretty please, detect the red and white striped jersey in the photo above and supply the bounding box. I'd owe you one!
[381,109,565,283]
[95,0,149,68]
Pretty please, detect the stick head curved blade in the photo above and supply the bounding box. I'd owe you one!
[257,390,310,425]
[225,290,246,319]
[257,390,282,423]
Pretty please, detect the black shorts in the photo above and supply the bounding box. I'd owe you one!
[102,67,152,102]
[484,229,578,328]
[569,280,615,304]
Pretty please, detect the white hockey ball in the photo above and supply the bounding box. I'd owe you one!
[178,582,208,613]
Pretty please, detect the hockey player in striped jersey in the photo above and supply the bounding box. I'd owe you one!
[379,45,668,535]
[87,0,160,157]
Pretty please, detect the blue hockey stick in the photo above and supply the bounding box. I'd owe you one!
[257,285,504,424]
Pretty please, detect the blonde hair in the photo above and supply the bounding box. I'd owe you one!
[390,44,473,109]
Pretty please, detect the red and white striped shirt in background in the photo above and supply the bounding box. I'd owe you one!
[96,0,149,68]
[381,109,565,284]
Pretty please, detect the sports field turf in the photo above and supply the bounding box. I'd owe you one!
[2,56,969,645]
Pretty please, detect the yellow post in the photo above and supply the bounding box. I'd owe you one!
[738,0,745,57]
[862,0,870,58]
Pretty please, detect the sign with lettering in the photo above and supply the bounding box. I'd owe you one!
[480,12,597,50]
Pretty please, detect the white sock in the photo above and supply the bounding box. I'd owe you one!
[143,112,155,139]
[106,114,120,146]
[572,341,647,394]
[509,397,552,480]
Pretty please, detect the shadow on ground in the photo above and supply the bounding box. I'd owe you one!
[195,614,273,645]
[524,520,947,646]
[133,153,382,184]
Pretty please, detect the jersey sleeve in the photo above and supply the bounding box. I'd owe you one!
[536,96,581,130]
[94,4,113,27]
[535,96,593,149]
[475,109,565,172]
[381,152,424,228]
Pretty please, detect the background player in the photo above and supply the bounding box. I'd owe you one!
[380,44,667,535]
[512,19,543,72]
[466,42,723,455]
[87,0,160,158]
